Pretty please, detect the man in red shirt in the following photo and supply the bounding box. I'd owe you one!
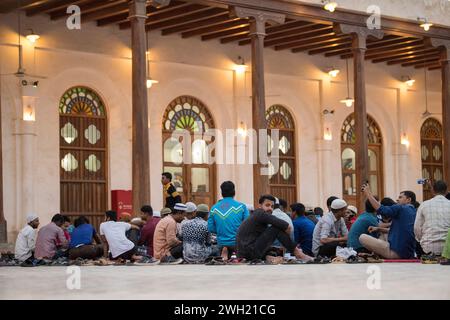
[138,205,161,257]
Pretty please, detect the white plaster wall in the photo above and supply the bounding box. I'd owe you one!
[0,8,445,239]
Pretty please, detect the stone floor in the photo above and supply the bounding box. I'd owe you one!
[0,264,449,300]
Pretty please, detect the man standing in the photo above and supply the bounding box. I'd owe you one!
[138,205,161,257]
[360,184,416,259]
[99,211,142,261]
[182,204,215,263]
[415,180,450,256]
[153,203,186,264]
[208,181,249,260]
[15,214,39,262]
[35,214,69,260]
[291,203,315,256]
[312,199,349,257]
[161,172,182,210]
[236,195,312,261]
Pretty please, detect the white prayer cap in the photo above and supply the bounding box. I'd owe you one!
[185,202,197,213]
[246,204,254,211]
[174,203,187,211]
[347,205,358,214]
[153,211,161,217]
[131,217,142,224]
[26,213,39,224]
[274,197,280,205]
[331,199,348,210]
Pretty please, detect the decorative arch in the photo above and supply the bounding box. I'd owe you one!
[162,96,216,207]
[341,113,384,206]
[421,118,444,200]
[266,105,297,206]
[59,86,108,230]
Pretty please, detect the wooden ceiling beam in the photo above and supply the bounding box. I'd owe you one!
[365,40,424,56]
[238,22,317,45]
[263,25,332,47]
[386,52,442,65]
[291,36,350,53]
[325,48,352,57]
[50,0,128,21]
[145,7,226,31]
[366,36,416,49]
[370,47,437,63]
[366,44,426,59]
[181,18,247,38]
[308,42,351,55]
[0,0,41,13]
[119,3,210,29]
[273,29,336,50]
[202,25,249,40]
[414,62,442,69]
[161,13,230,35]
[25,0,85,16]
[429,65,443,70]
[403,57,440,67]
[220,31,250,43]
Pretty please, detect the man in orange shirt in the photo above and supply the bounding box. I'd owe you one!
[153,203,186,264]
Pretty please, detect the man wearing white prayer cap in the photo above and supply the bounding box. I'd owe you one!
[15,214,40,262]
[311,198,349,257]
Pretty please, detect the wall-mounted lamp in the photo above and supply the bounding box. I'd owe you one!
[146,78,159,89]
[401,133,410,147]
[26,29,40,44]
[237,121,247,137]
[322,0,338,12]
[324,127,333,141]
[418,18,433,31]
[327,67,340,78]
[401,76,415,87]
[22,96,36,121]
[234,56,248,74]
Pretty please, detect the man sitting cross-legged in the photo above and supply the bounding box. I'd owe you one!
[347,198,379,253]
[360,184,416,259]
[68,216,103,260]
[153,203,186,264]
[99,210,143,262]
[35,214,69,260]
[236,195,313,262]
[15,214,40,264]
[311,199,349,258]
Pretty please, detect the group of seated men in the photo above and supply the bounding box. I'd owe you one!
[13,178,450,265]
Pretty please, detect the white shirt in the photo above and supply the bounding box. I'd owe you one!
[312,212,348,256]
[272,209,294,241]
[414,195,450,255]
[15,225,37,262]
[99,221,134,258]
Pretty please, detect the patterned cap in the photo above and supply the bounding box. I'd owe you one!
[174,203,187,212]
[185,202,197,213]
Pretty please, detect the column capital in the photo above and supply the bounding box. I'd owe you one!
[231,7,285,37]
[129,0,149,20]
[334,23,383,49]
[428,38,450,62]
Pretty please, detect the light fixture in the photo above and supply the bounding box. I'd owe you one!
[145,33,158,89]
[402,76,415,87]
[418,18,433,31]
[340,58,354,108]
[26,29,40,43]
[234,56,248,74]
[237,121,247,137]
[22,96,36,121]
[324,127,332,141]
[327,68,340,78]
[322,0,338,12]
[401,133,410,147]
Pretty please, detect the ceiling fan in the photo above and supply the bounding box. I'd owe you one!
[0,0,47,80]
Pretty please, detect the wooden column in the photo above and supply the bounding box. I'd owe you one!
[129,0,150,213]
[232,7,284,204]
[0,74,5,242]
[336,24,383,210]
[430,39,450,184]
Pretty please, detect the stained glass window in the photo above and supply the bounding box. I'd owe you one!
[421,118,443,201]
[162,96,214,133]
[341,114,382,144]
[59,87,106,116]
[266,105,294,130]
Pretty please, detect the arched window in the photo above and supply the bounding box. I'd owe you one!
[266,105,297,206]
[59,87,108,230]
[341,114,383,206]
[162,96,216,207]
[421,118,443,200]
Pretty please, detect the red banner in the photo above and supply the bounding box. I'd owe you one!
[111,190,133,220]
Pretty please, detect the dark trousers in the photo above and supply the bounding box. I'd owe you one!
[318,243,339,257]
[126,229,140,246]
[69,245,103,260]
[170,243,183,259]
[240,227,296,260]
